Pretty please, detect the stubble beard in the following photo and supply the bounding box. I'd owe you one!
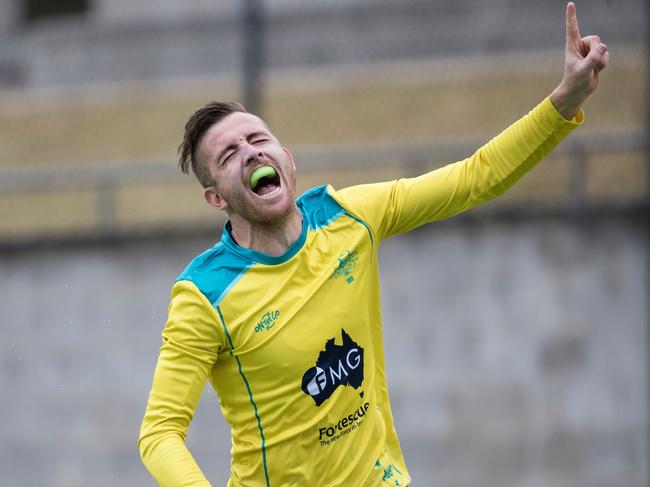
[229,178,299,228]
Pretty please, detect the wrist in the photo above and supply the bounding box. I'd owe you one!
[550,82,585,120]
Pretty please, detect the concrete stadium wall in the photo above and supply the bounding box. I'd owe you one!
[1,215,646,487]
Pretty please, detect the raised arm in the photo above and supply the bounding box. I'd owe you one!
[333,2,608,241]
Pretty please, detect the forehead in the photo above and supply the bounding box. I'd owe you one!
[201,112,272,152]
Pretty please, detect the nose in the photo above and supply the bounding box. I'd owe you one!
[243,146,264,166]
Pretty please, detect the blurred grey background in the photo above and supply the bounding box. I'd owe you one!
[0,0,647,486]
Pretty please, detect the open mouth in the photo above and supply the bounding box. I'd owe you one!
[249,165,281,197]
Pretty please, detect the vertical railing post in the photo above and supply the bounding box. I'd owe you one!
[96,179,118,238]
[567,142,587,212]
[644,3,650,485]
[241,0,266,116]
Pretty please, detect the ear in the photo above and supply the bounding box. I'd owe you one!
[203,186,229,211]
[283,147,295,171]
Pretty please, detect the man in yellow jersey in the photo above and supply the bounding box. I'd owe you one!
[139,3,608,486]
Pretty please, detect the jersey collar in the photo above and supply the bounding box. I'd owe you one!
[220,210,308,265]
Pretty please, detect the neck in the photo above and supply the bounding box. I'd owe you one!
[229,207,303,257]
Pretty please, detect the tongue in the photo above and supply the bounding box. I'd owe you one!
[250,166,277,190]
[257,181,278,196]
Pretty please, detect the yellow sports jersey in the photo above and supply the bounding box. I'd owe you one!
[139,97,582,487]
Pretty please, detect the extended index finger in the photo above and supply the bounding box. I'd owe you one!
[565,2,581,48]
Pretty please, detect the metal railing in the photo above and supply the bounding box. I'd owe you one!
[0,127,646,247]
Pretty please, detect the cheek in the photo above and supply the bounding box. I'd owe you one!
[216,166,242,189]
[278,153,295,174]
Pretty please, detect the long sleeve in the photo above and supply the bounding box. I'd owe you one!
[331,96,583,241]
[138,280,225,487]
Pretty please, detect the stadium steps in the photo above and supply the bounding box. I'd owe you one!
[0,48,645,245]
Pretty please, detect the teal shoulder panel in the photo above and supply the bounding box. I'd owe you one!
[298,185,345,231]
[176,242,253,306]
[221,220,307,266]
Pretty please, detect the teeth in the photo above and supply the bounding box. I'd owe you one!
[250,165,277,190]
[259,186,281,198]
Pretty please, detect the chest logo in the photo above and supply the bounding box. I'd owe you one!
[301,328,364,406]
[330,249,359,284]
[254,310,280,333]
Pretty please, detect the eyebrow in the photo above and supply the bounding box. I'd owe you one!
[216,131,270,164]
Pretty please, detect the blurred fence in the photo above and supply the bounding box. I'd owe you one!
[0,0,647,246]
[0,125,646,246]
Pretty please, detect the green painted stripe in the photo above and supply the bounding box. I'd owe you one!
[216,305,271,487]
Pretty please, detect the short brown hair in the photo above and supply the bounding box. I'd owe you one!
[178,101,247,187]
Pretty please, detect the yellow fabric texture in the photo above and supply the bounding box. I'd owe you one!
[139,97,582,486]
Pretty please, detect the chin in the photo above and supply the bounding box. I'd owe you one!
[258,200,297,224]
[229,183,298,225]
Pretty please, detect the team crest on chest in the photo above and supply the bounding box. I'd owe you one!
[330,249,359,284]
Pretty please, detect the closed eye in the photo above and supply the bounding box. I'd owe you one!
[218,133,270,165]
[221,150,236,165]
[248,131,271,145]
